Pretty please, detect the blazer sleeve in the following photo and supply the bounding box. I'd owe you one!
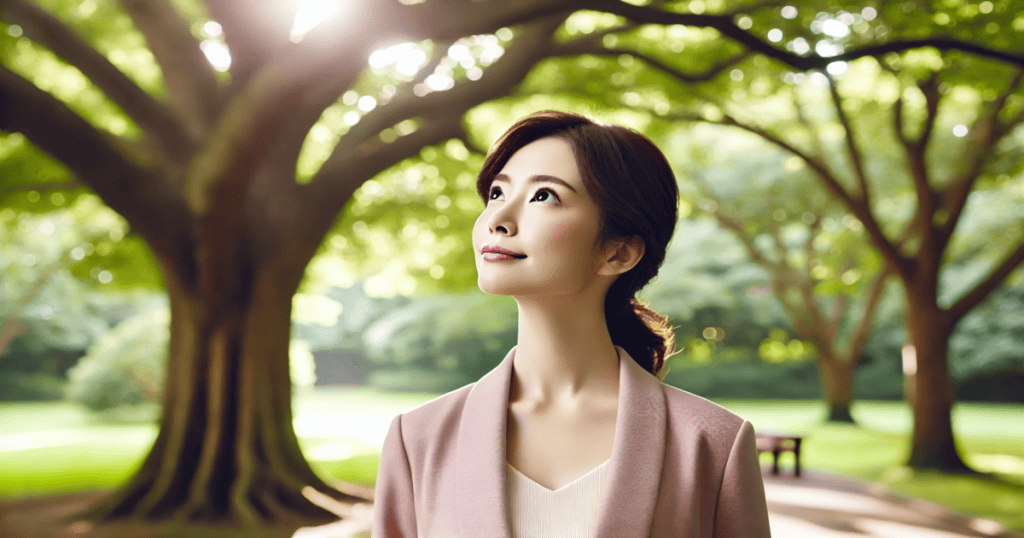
[372,413,418,538]
[713,420,772,538]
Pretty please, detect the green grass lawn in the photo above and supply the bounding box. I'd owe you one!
[721,399,1024,531]
[2,391,1022,530]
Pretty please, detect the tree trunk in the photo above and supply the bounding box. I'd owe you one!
[78,248,366,525]
[819,354,856,424]
[903,295,973,473]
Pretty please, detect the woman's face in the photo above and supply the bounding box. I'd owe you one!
[473,136,611,299]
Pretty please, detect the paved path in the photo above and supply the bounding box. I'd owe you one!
[762,468,1023,538]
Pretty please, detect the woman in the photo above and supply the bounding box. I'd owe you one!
[372,111,771,538]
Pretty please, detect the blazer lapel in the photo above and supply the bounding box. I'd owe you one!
[454,345,667,538]
[455,346,516,537]
[594,345,667,537]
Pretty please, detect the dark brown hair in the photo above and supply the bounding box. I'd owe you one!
[477,110,679,378]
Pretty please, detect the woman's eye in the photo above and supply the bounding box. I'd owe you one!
[488,186,559,204]
[533,188,559,203]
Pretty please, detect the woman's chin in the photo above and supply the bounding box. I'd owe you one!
[477,278,525,296]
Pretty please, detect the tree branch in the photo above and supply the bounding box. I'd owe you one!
[893,93,911,148]
[773,278,816,339]
[593,1,1024,70]
[333,38,455,151]
[846,264,891,361]
[0,63,197,280]
[459,124,488,156]
[298,14,568,240]
[392,0,575,41]
[764,219,789,267]
[183,14,379,215]
[549,17,748,83]
[948,239,1024,324]
[307,16,565,195]
[913,73,941,154]
[670,110,913,280]
[202,0,296,93]
[691,171,777,269]
[695,172,826,341]
[792,90,831,171]
[556,40,751,84]
[117,0,222,137]
[2,178,82,191]
[723,0,790,17]
[825,73,870,203]
[794,256,830,344]
[941,69,1024,242]
[832,37,1024,69]
[1,0,195,162]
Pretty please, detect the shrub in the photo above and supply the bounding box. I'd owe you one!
[365,366,477,394]
[0,372,66,401]
[66,304,169,411]
[361,291,518,386]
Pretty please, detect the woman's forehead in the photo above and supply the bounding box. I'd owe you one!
[498,137,582,187]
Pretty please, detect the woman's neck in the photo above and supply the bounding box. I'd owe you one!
[509,297,620,409]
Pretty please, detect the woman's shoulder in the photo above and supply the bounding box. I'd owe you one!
[390,382,476,444]
[660,383,747,434]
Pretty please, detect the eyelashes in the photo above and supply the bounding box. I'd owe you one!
[487,185,560,204]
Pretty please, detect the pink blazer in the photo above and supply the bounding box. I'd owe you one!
[371,344,771,538]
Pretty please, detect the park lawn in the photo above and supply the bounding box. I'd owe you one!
[1,392,1022,531]
[719,399,1024,531]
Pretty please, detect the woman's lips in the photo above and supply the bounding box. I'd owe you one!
[482,252,524,261]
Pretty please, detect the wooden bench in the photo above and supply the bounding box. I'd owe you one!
[755,431,803,477]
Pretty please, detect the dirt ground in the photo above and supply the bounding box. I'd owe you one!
[0,491,370,538]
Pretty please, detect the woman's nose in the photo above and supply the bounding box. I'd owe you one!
[486,204,516,235]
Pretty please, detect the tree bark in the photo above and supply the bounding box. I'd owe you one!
[79,239,366,525]
[903,288,973,473]
[818,353,856,424]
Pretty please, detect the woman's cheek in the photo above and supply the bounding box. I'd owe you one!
[550,222,571,243]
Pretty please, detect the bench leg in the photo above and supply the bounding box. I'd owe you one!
[794,440,802,477]
[772,450,780,475]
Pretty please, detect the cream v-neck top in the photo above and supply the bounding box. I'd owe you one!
[505,458,612,538]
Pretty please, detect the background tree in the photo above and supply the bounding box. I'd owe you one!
[3,0,1023,526]
[681,133,892,423]
[701,60,1024,473]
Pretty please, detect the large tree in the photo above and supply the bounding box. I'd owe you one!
[0,0,582,525]
[3,0,1023,526]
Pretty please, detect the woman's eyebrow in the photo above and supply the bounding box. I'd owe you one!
[492,173,577,193]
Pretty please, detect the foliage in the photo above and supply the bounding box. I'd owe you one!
[65,298,169,411]
[0,371,64,401]
[0,199,125,349]
[950,270,1024,401]
[360,290,518,391]
[642,216,803,364]
[292,280,415,352]
[664,353,904,400]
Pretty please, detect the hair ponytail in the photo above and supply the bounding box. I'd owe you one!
[606,289,677,380]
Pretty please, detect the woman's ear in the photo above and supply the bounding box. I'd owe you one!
[598,236,644,277]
